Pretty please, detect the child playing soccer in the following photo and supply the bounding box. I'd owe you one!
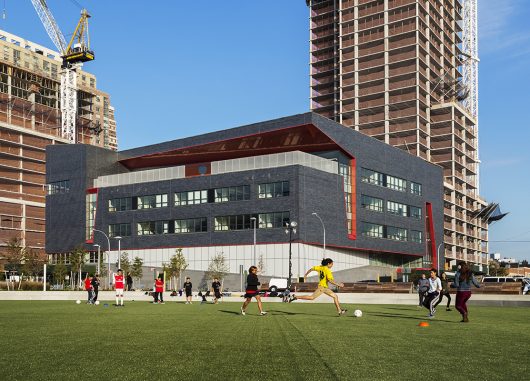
[289,258,347,316]
[240,266,267,316]
[114,269,125,307]
[211,278,222,304]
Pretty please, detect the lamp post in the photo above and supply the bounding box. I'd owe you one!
[93,244,101,275]
[114,236,122,269]
[92,229,111,289]
[312,212,326,258]
[284,221,298,290]
[250,217,257,265]
[437,243,444,273]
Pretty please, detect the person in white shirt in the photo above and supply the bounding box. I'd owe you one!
[422,268,442,318]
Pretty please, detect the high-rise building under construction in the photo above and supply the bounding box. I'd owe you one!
[0,30,117,258]
[307,0,492,270]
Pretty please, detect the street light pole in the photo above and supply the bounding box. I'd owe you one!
[114,236,122,269]
[284,221,298,290]
[92,229,111,289]
[312,212,326,258]
[437,243,444,273]
[93,244,101,275]
[250,217,257,265]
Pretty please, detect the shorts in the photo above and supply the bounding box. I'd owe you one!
[244,290,259,299]
[214,290,222,299]
[115,288,124,297]
[185,290,192,297]
[310,285,336,298]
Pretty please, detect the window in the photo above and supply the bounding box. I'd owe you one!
[387,201,408,217]
[258,181,289,198]
[361,222,384,238]
[175,190,208,206]
[410,230,423,243]
[361,195,383,212]
[340,163,353,234]
[387,226,408,241]
[175,218,207,233]
[47,180,70,195]
[258,212,290,228]
[85,192,97,240]
[410,206,422,219]
[410,181,422,196]
[386,175,406,192]
[137,221,169,236]
[214,214,252,231]
[109,223,131,237]
[361,168,384,186]
[137,194,168,209]
[108,197,132,212]
[214,185,250,203]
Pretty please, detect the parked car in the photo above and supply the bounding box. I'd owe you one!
[268,278,288,293]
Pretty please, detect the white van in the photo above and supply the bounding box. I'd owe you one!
[481,276,518,283]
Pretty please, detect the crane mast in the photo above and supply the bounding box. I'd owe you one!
[30,0,94,144]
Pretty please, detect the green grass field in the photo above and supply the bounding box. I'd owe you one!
[0,300,528,380]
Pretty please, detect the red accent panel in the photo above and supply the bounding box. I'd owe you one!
[426,202,436,266]
[86,188,98,194]
[185,162,211,177]
[348,158,357,240]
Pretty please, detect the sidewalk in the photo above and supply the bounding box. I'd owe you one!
[1,291,529,307]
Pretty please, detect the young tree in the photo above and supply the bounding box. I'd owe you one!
[488,260,508,276]
[115,252,131,276]
[206,252,229,282]
[5,237,25,272]
[162,248,188,290]
[131,256,144,288]
[258,253,266,275]
[69,247,87,290]
[53,262,67,288]
[21,249,46,280]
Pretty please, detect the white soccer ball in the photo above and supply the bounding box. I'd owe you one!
[94,301,100,305]
[353,309,362,318]
[76,300,81,304]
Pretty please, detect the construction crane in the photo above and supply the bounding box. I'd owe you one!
[30,0,94,144]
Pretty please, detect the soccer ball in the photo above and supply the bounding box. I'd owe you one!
[94,301,100,305]
[76,300,81,304]
[353,309,362,318]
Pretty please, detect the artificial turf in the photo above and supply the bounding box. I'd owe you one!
[0,300,528,381]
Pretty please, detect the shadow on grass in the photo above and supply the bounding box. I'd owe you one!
[371,312,456,323]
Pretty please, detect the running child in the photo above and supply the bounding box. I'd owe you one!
[423,268,442,318]
[240,266,267,316]
[290,258,347,316]
[183,277,193,304]
[154,275,165,304]
[211,278,222,304]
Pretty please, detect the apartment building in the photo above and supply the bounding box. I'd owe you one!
[0,29,117,260]
[307,0,489,270]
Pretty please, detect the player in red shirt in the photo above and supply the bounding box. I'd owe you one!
[84,274,93,304]
[154,275,165,304]
[114,269,125,307]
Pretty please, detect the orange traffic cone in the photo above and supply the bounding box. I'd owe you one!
[418,321,430,327]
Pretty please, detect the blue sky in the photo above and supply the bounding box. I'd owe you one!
[1,1,528,260]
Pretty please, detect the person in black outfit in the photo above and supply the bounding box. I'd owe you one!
[126,273,133,291]
[241,266,267,316]
[183,277,193,304]
[434,272,452,311]
[90,274,100,303]
[211,278,222,304]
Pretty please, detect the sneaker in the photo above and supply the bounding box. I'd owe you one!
[338,309,347,316]
[260,311,268,316]
[427,314,434,318]
[288,295,297,303]
[446,308,452,311]
[240,307,246,316]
